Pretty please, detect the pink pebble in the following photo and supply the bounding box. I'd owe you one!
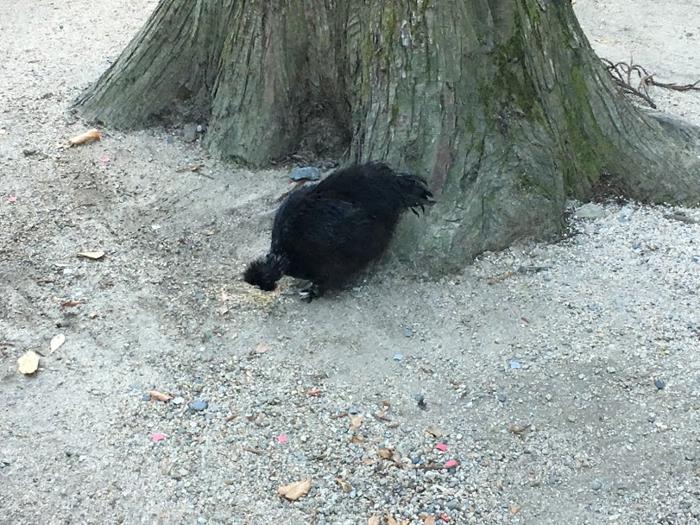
[444,459,459,469]
[150,432,167,442]
[276,433,289,444]
[435,443,448,452]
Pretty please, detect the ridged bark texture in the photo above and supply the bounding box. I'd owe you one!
[77,0,700,272]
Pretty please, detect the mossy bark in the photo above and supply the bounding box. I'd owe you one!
[77,0,700,272]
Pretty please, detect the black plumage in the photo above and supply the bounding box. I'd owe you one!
[243,161,434,300]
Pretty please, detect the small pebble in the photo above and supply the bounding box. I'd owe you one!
[497,392,507,403]
[393,352,404,362]
[654,378,666,390]
[289,166,321,181]
[591,479,603,491]
[348,405,361,415]
[141,393,150,401]
[172,396,185,405]
[414,393,427,410]
[190,399,208,412]
[509,359,522,370]
[404,327,414,338]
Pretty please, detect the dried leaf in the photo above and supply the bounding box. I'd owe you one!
[508,423,532,436]
[277,479,311,501]
[422,517,436,525]
[335,477,352,493]
[149,390,173,402]
[60,300,81,308]
[349,414,363,430]
[387,516,399,525]
[368,517,381,525]
[69,129,102,146]
[77,251,105,260]
[509,504,521,515]
[378,448,395,460]
[350,434,365,444]
[49,333,65,354]
[425,425,443,438]
[17,351,40,375]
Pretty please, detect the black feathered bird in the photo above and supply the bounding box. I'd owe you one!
[244,162,434,300]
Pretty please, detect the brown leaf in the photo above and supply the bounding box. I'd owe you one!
[60,300,81,308]
[509,504,521,515]
[422,517,436,525]
[378,448,395,460]
[77,251,105,260]
[350,434,365,444]
[277,479,311,501]
[335,477,352,493]
[368,517,381,525]
[149,390,173,402]
[49,333,65,354]
[17,351,40,375]
[425,425,443,438]
[69,129,102,146]
[349,414,363,430]
[386,516,399,525]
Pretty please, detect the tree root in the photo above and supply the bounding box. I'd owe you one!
[602,58,700,108]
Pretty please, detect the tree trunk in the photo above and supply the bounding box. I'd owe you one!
[77,0,700,272]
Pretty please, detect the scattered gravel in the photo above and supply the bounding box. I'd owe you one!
[1,1,700,524]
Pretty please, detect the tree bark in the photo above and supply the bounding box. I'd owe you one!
[77,0,700,272]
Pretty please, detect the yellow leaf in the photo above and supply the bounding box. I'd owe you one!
[17,351,40,375]
[68,129,102,146]
[77,251,105,260]
[277,479,311,501]
[49,333,65,354]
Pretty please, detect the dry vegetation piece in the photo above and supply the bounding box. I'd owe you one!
[17,351,40,375]
[77,251,105,260]
[508,422,532,437]
[277,479,311,501]
[422,516,436,525]
[68,129,102,146]
[349,414,364,431]
[368,517,381,525]
[60,299,82,308]
[49,334,65,354]
[335,477,352,493]
[425,425,443,438]
[148,390,173,402]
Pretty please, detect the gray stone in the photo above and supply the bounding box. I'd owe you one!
[289,166,321,181]
[183,123,198,142]
[575,203,607,220]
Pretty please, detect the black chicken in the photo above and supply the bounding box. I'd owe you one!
[244,162,434,300]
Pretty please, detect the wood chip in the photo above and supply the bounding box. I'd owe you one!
[149,390,173,402]
[68,129,102,146]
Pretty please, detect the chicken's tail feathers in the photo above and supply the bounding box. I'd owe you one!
[395,173,436,215]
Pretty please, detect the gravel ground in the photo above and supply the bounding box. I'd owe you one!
[1,1,699,524]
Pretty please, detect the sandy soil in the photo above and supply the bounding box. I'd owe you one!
[1,1,699,524]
